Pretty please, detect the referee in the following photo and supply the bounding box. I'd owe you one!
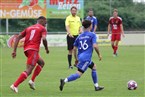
[65,6,82,69]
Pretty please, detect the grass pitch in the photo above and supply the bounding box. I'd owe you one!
[0,46,144,97]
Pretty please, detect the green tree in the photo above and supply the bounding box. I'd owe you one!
[84,0,145,31]
[1,0,145,34]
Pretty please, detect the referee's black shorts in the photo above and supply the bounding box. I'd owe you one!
[67,35,78,50]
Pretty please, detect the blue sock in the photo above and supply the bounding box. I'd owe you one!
[91,69,98,84]
[67,73,80,82]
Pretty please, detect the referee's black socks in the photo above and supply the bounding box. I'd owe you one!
[68,55,72,67]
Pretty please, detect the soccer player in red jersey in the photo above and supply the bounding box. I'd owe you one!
[107,9,125,57]
[10,16,49,93]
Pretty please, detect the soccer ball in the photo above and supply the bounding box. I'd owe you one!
[127,80,137,90]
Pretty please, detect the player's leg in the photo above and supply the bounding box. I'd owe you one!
[59,71,82,91]
[68,49,73,69]
[67,35,73,69]
[111,34,115,50]
[112,34,118,56]
[89,62,98,86]
[114,40,119,56]
[10,50,38,93]
[64,61,90,82]
[73,36,79,67]
[29,57,44,90]
[10,62,35,93]
[31,57,44,82]
[89,62,104,91]
[59,61,89,91]
[111,34,117,56]
[111,41,115,50]
[10,70,28,93]
[113,34,121,56]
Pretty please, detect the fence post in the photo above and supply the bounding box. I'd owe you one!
[0,19,1,34]
[6,18,9,35]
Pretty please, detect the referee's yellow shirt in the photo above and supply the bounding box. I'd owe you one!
[65,15,82,36]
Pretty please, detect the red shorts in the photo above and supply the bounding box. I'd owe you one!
[111,33,121,41]
[24,50,40,66]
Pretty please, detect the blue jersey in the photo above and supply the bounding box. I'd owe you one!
[74,31,97,62]
[86,16,98,32]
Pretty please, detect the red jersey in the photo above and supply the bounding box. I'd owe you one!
[20,24,47,51]
[109,16,122,33]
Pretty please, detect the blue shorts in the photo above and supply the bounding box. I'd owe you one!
[77,61,91,73]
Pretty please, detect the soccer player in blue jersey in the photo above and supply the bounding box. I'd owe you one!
[86,9,98,33]
[59,20,104,91]
[85,9,99,71]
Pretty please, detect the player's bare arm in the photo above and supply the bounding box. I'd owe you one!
[107,24,111,37]
[42,35,49,54]
[66,25,74,38]
[12,34,24,58]
[93,44,102,61]
[120,24,125,37]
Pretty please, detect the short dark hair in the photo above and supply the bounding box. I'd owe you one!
[88,8,93,12]
[37,16,46,20]
[71,6,77,10]
[82,20,92,29]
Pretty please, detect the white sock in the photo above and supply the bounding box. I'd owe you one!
[94,83,99,87]
[64,78,68,83]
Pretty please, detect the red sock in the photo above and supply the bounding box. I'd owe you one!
[114,46,118,54]
[14,71,28,87]
[31,65,42,82]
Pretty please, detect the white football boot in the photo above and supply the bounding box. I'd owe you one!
[28,80,36,90]
[10,84,18,93]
